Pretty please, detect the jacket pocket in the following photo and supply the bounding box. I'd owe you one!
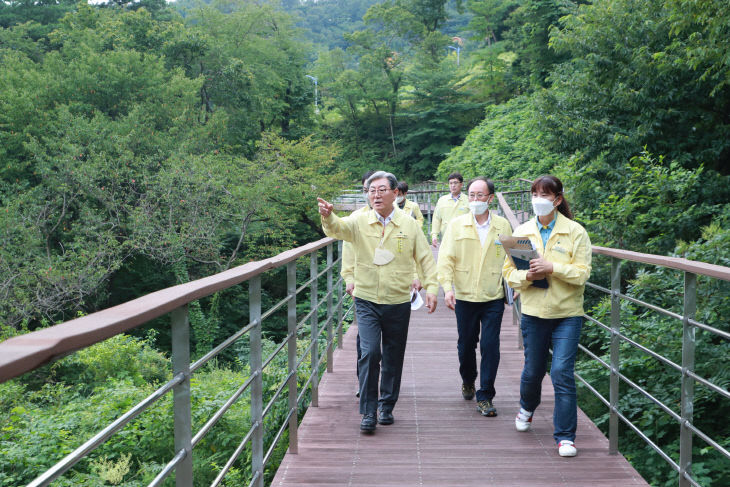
[548,246,572,264]
[453,265,471,292]
[380,264,414,300]
[480,270,502,297]
[356,263,378,296]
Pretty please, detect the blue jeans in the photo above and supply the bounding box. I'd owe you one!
[519,314,583,444]
[454,299,504,401]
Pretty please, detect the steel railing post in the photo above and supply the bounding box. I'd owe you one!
[609,257,621,455]
[286,261,298,454]
[310,252,319,407]
[515,295,523,350]
[336,240,344,349]
[427,188,432,236]
[249,277,264,487]
[326,244,334,372]
[171,305,193,487]
[521,187,526,220]
[679,272,697,487]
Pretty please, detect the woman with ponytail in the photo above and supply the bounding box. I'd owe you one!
[502,175,592,457]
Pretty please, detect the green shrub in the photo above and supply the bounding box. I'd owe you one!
[577,210,730,487]
[52,333,169,393]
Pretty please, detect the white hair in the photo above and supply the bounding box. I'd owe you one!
[366,171,398,190]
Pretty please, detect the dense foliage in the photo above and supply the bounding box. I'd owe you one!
[0,3,347,481]
[305,0,485,180]
[2,0,729,485]
[0,326,334,485]
[0,1,346,339]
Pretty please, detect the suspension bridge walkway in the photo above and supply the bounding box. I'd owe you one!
[271,293,648,487]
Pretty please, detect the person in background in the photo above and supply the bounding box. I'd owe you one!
[396,181,424,227]
[431,172,469,247]
[318,171,438,433]
[437,177,511,417]
[502,175,591,458]
[341,171,375,396]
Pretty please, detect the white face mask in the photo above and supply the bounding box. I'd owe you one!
[469,201,489,215]
[373,247,395,265]
[532,197,556,216]
[396,195,405,204]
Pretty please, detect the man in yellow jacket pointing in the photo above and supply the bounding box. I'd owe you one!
[318,171,438,433]
[437,177,511,417]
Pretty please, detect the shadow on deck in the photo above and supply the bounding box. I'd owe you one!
[271,299,649,486]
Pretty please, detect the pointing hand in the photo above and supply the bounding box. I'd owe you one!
[317,197,334,217]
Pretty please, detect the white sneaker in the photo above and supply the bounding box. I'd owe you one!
[558,440,577,457]
[515,408,533,432]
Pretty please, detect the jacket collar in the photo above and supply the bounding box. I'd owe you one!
[534,212,570,235]
[368,207,404,226]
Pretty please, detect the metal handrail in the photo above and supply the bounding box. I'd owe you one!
[1,238,354,487]
[496,188,730,487]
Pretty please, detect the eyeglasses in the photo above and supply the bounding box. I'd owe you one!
[468,193,489,200]
[368,186,391,196]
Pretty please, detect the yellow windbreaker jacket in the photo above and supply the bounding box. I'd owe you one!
[431,193,469,240]
[502,213,592,319]
[340,205,369,286]
[341,204,423,285]
[323,207,438,304]
[400,199,424,226]
[438,212,512,302]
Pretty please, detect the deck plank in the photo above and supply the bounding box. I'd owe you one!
[271,299,649,486]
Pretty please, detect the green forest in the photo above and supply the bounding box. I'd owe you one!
[1,0,729,485]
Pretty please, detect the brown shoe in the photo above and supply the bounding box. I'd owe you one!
[477,400,497,417]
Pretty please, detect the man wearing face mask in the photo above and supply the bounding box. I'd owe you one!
[318,171,439,433]
[396,181,425,227]
[437,177,512,417]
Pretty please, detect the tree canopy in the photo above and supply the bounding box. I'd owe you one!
[2,0,730,485]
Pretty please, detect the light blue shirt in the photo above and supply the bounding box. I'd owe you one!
[537,216,556,248]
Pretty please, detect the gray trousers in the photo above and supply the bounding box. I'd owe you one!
[354,297,411,415]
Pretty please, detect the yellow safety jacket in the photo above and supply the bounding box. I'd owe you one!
[399,199,425,226]
[431,193,469,240]
[438,212,512,302]
[323,207,438,304]
[502,212,592,319]
[340,205,369,285]
[341,204,423,285]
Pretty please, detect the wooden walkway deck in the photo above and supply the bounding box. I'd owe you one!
[272,299,649,487]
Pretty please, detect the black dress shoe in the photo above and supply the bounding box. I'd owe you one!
[378,410,394,425]
[360,413,377,432]
[461,383,475,400]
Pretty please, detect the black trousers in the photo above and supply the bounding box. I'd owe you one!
[454,299,504,401]
[354,297,411,415]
